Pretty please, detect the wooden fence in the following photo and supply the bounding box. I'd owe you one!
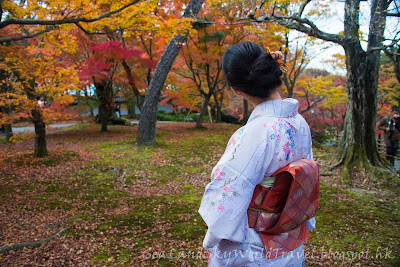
[334,134,399,168]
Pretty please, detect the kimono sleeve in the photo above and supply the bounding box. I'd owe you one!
[198,123,271,249]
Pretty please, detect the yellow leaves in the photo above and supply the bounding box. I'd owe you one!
[0,93,29,108]
[296,90,306,97]
[2,0,30,18]
[358,29,366,42]
[43,31,78,55]
[305,0,334,18]
[9,133,35,144]
[295,74,347,108]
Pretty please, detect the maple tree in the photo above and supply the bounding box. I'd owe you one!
[172,28,231,128]
[296,72,347,136]
[0,30,79,156]
[82,0,191,113]
[377,52,400,116]
[66,0,192,131]
[0,0,142,42]
[0,0,154,155]
[79,40,152,132]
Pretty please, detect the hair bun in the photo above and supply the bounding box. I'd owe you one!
[222,42,283,98]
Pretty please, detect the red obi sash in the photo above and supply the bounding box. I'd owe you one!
[247,159,319,259]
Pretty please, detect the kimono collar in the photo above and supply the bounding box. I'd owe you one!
[247,98,299,123]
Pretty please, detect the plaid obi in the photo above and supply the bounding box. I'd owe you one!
[247,159,319,259]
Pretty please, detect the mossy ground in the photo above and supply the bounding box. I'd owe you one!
[0,123,399,266]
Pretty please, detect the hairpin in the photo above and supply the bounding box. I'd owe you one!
[265,47,288,73]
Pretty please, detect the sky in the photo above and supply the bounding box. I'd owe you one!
[297,0,400,75]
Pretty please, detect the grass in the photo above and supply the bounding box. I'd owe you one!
[0,123,399,266]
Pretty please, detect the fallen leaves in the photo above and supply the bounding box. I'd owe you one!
[1,123,398,266]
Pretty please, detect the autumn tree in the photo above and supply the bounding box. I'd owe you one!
[173,29,229,127]
[0,0,145,155]
[0,34,78,156]
[160,82,202,114]
[378,51,400,114]
[79,41,152,132]
[0,68,13,141]
[0,0,142,42]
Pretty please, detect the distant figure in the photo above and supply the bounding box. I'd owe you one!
[378,107,400,165]
[36,96,44,109]
[115,104,121,118]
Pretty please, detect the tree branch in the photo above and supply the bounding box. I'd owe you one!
[0,227,69,253]
[0,0,141,29]
[74,22,121,35]
[252,14,347,46]
[298,0,312,17]
[299,96,325,114]
[367,38,399,53]
[0,26,56,43]
[387,13,400,17]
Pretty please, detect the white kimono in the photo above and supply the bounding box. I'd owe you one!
[199,98,316,267]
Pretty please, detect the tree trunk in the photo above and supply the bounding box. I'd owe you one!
[127,97,136,119]
[122,60,143,111]
[196,93,211,128]
[335,0,391,176]
[212,92,223,123]
[216,102,222,123]
[32,108,48,157]
[137,0,205,146]
[0,106,13,141]
[243,99,249,125]
[15,74,48,157]
[89,104,94,117]
[0,70,13,141]
[95,80,113,132]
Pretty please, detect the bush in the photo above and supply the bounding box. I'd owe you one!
[111,117,130,126]
[156,112,240,124]
[221,113,241,124]
[156,112,187,122]
[312,127,340,145]
[9,132,34,143]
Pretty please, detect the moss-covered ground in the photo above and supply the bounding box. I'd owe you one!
[0,123,398,266]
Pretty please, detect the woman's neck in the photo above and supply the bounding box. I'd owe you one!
[248,88,283,107]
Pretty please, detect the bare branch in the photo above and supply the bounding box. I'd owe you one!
[251,0,267,17]
[74,22,121,35]
[257,0,267,11]
[0,0,141,29]
[0,26,55,42]
[0,227,69,253]
[367,38,400,53]
[252,14,347,45]
[299,96,325,114]
[298,0,312,17]
[387,13,400,17]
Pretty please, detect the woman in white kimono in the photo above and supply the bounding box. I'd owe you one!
[199,42,316,266]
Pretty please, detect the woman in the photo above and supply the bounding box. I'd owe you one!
[198,42,317,266]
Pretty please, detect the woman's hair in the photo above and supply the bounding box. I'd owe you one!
[222,41,283,98]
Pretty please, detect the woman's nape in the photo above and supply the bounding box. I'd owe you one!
[231,86,282,107]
